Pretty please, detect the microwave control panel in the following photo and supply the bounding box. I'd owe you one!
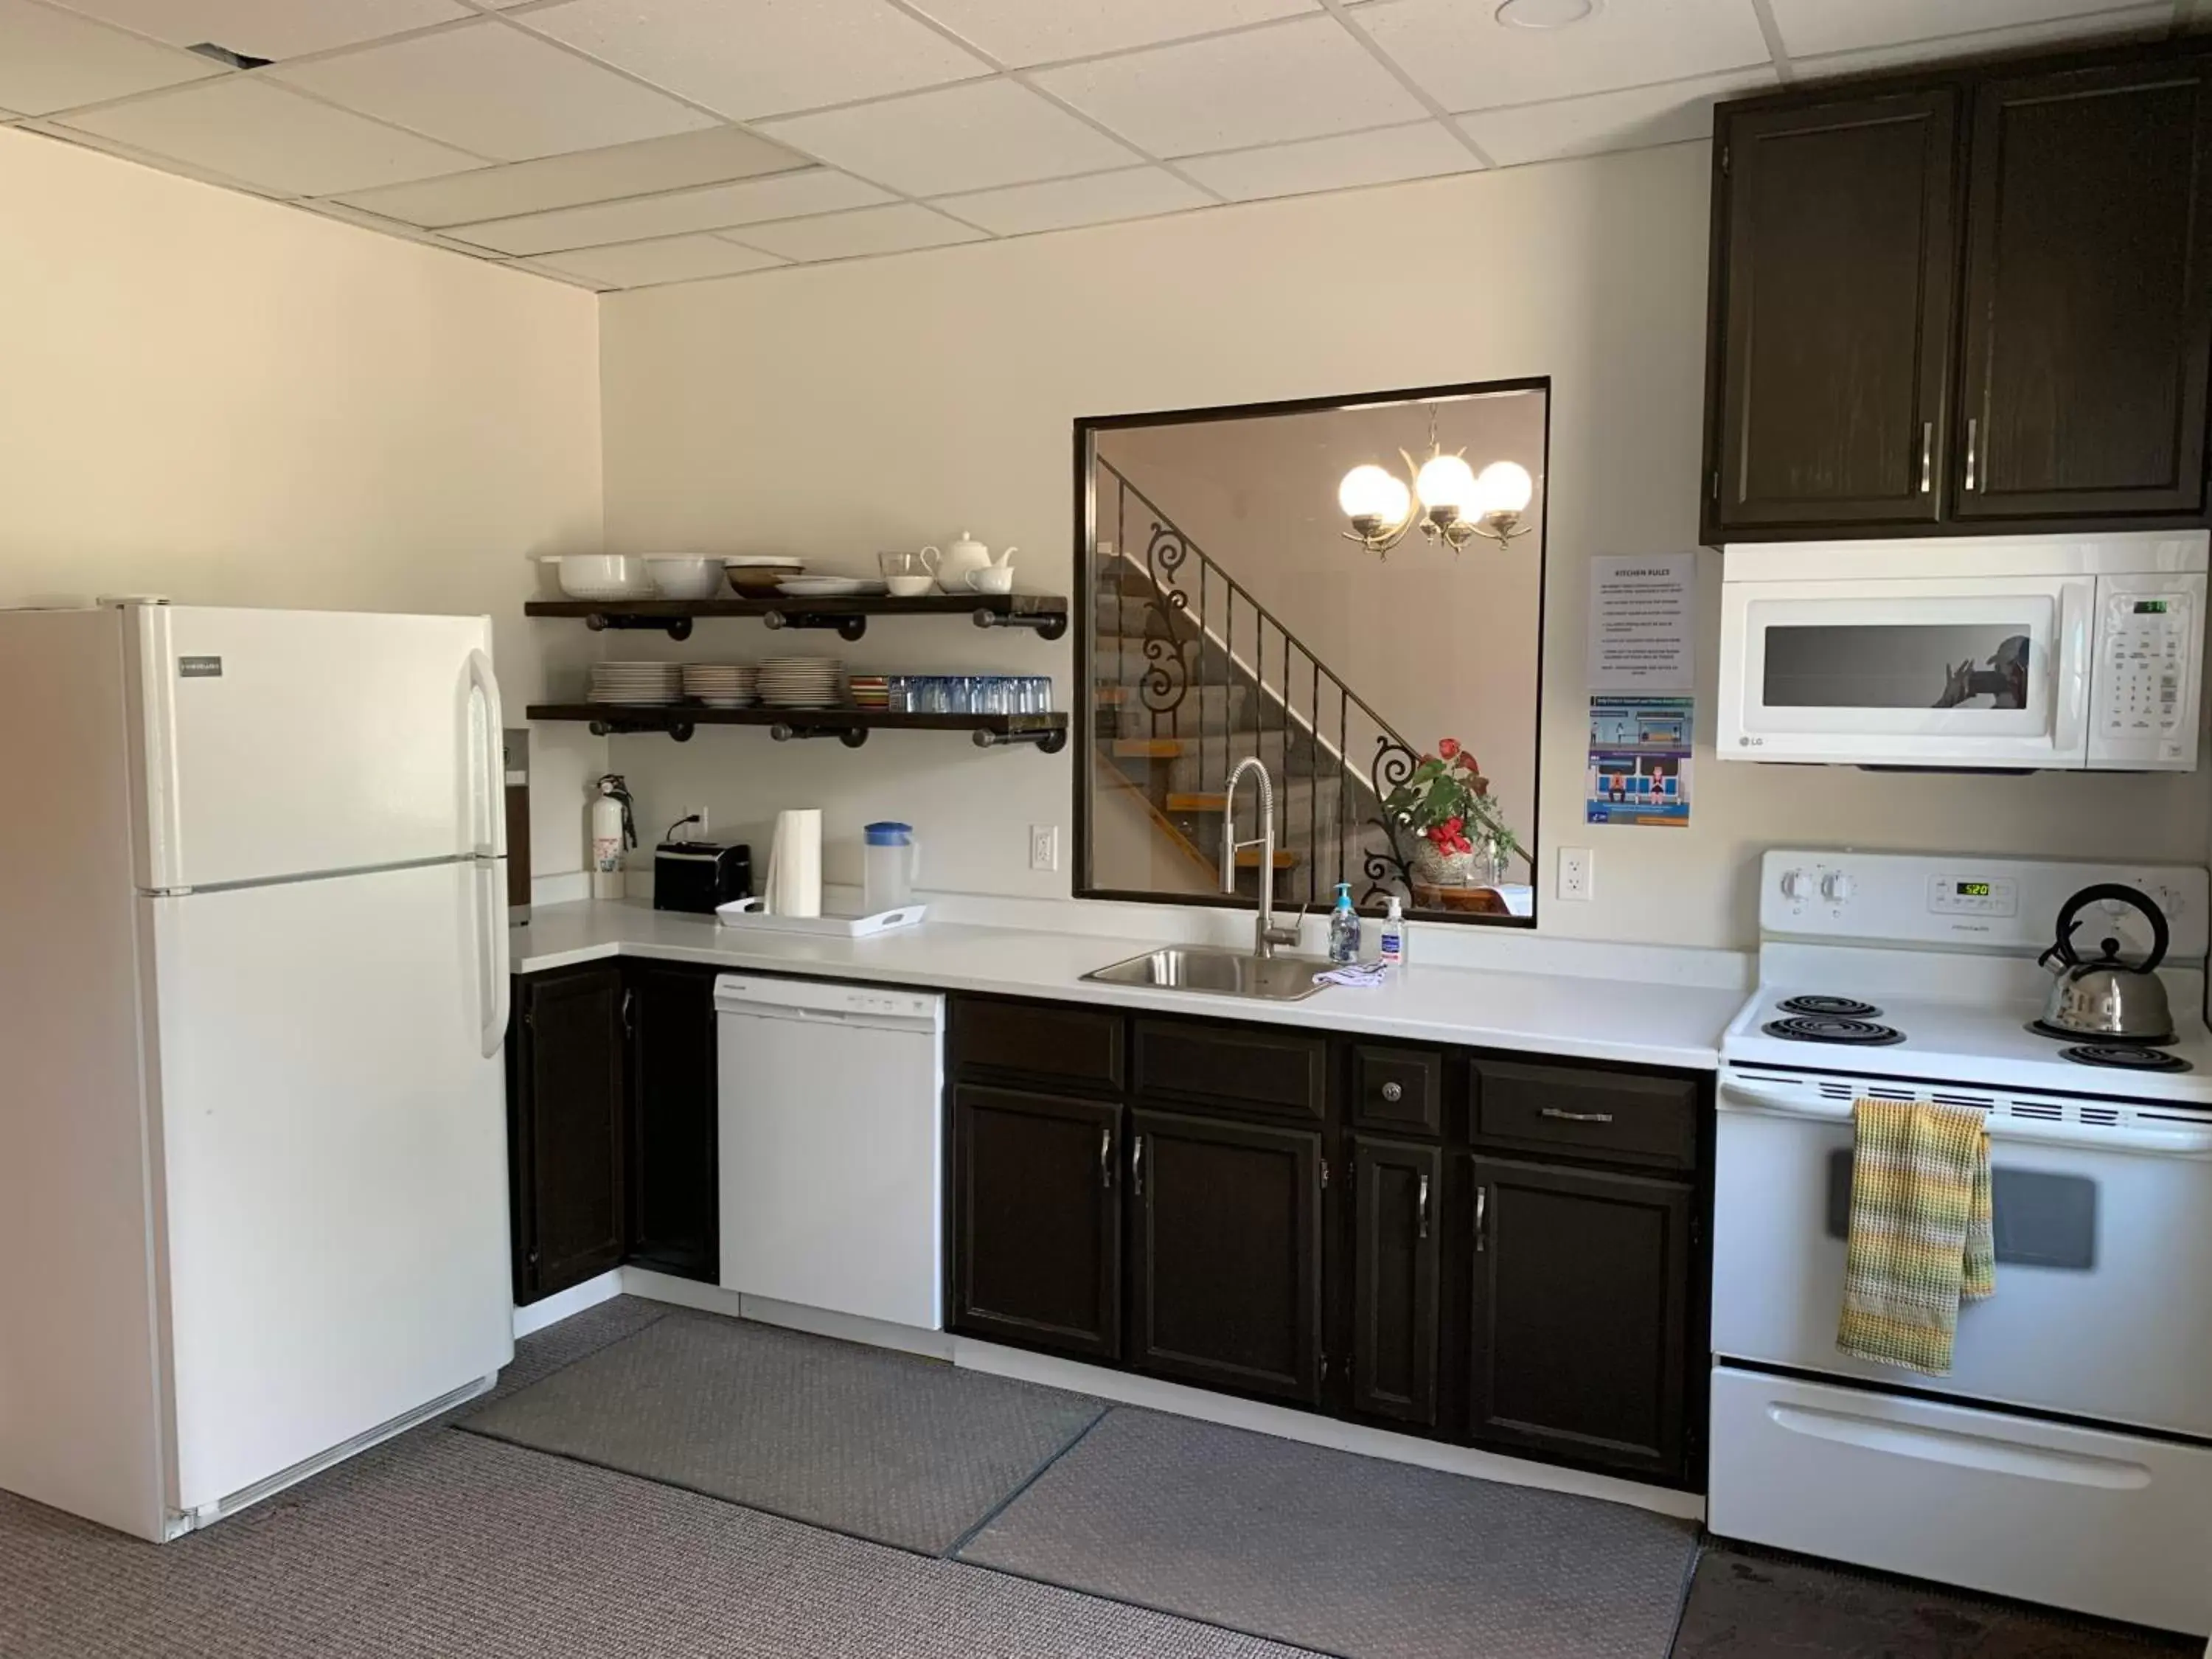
[2093,573,2202,768]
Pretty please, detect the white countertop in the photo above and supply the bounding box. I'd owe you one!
[513,900,1742,1072]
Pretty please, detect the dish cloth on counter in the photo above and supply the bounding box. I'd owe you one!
[1314,960,1391,988]
[1836,1097,1995,1377]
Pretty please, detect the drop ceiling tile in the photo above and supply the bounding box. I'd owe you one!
[330,127,808,226]
[524,0,989,121]
[503,256,614,291]
[532,232,789,287]
[1357,0,1770,114]
[758,80,1141,197]
[51,0,469,60]
[58,75,481,194]
[0,0,219,115]
[730,201,987,260]
[1789,4,2174,70]
[1178,119,1475,201]
[1033,16,1425,158]
[902,0,1318,67]
[1458,67,1775,167]
[934,166,1213,234]
[1768,0,2158,58]
[270,20,713,161]
[451,168,892,254]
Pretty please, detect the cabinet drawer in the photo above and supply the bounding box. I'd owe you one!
[1134,1018,1325,1121]
[1474,1061,1698,1170]
[1352,1044,1443,1137]
[953,998,1124,1091]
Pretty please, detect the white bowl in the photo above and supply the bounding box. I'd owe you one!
[644,555,725,599]
[542,554,654,600]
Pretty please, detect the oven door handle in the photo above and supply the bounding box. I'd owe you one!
[1719,1077,2212,1155]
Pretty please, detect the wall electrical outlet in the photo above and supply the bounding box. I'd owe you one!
[1558,846,1593,902]
[1029,824,1060,873]
[675,804,709,839]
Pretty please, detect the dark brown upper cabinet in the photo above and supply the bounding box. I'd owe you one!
[1710,90,1959,534]
[1955,58,2212,520]
[1705,43,2212,543]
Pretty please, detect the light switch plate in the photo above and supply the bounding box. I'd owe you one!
[1030,824,1060,872]
[1558,846,1593,901]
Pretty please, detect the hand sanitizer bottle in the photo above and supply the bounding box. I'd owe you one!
[1379,895,1406,970]
[1327,881,1361,965]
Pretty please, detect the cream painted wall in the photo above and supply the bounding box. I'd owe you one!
[601,139,2210,950]
[0,128,607,877]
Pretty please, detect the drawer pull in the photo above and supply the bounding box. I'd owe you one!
[1475,1185,1488,1253]
[1416,1172,1430,1240]
[1099,1127,1111,1189]
[1380,1080,1403,1103]
[1540,1107,1615,1124]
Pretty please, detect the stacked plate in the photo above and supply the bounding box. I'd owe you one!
[590,661,682,704]
[681,664,757,708]
[759,655,844,709]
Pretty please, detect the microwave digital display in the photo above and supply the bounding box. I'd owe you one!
[2135,599,2171,614]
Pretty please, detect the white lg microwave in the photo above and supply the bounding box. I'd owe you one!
[1717,532,2207,771]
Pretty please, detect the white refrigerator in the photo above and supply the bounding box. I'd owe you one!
[0,603,515,1541]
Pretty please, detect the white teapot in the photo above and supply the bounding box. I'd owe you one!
[921,530,1014,594]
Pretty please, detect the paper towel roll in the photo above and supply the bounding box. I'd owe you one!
[766,809,822,918]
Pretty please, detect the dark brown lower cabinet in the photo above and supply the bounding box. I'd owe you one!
[1351,1137,1442,1428]
[952,1085,1124,1361]
[1469,1155,1692,1479]
[1130,1108,1323,1405]
[625,961,719,1281]
[509,963,627,1303]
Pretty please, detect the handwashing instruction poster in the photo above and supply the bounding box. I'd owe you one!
[1586,555,1694,827]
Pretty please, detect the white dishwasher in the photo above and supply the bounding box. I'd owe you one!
[714,975,945,1330]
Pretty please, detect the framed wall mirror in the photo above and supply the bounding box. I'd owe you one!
[1074,378,1549,928]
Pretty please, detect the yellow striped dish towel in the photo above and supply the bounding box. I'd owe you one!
[1836,1097,1994,1377]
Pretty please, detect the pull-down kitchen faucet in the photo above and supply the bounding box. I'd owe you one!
[1222,756,1304,959]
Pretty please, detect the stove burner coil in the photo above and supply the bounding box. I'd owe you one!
[2062,1045,2192,1074]
[1762,1015,1905,1047]
[1778,995,1883,1020]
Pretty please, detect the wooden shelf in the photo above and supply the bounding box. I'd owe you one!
[524,592,1068,642]
[526,702,1068,753]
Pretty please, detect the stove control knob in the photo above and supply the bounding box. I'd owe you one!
[1781,869,1815,901]
[1821,872,1856,904]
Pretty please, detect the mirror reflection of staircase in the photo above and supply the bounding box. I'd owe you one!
[1090,463,1414,913]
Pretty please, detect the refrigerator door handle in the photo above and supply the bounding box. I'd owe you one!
[465,649,506,860]
[476,856,509,1060]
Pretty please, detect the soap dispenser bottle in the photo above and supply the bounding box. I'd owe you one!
[1327,881,1361,965]
[1379,894,1406,970]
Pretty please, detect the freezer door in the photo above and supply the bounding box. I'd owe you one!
[130,606,502,890]
[146,861,512,1515]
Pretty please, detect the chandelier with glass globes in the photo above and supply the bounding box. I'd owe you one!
[1337,411,1535,558]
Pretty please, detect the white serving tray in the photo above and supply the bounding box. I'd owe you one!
[714,899,928,938]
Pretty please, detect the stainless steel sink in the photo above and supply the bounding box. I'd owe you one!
[1083,945,1328,1002]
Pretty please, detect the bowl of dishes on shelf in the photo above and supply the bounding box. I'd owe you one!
[540,553,655,601]
[723,555,805,595]
[680,664,757,708]
[644,554,726,599]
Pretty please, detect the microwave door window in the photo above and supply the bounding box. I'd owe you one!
[1762,625,2034,710]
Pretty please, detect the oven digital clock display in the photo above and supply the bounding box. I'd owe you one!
[1955,882,1993,897]
[1930,874,2019,917]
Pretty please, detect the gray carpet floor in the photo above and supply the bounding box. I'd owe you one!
[959,1405,1703,1659]
[460,1310,1107,1554]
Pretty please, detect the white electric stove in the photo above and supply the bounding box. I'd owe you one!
[1709,850,2212,1638]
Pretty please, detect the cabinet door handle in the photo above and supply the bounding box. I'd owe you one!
[1099,1127,1112,1189]
[1964,417,1979,492]
[1133,1133,1145,1199]
[1540,1106,1615,1124]
[1380,1080,1403,1103]
[1475,1185,1488,1253]
[622,988,635,1037]
[1919,422,1933,494]
[1416,1172,1430,1240]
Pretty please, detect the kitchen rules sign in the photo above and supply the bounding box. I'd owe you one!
[1587,555,1694,828]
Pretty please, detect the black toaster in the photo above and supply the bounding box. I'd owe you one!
[653,841,751,914]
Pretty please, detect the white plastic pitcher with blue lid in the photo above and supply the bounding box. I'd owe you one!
[863,821,919,914]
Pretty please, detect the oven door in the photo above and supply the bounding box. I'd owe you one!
[1717,577,2092,767]
[1712,1072,2212,1439]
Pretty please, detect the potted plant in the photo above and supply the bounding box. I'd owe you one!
[1382,739,1523,890]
